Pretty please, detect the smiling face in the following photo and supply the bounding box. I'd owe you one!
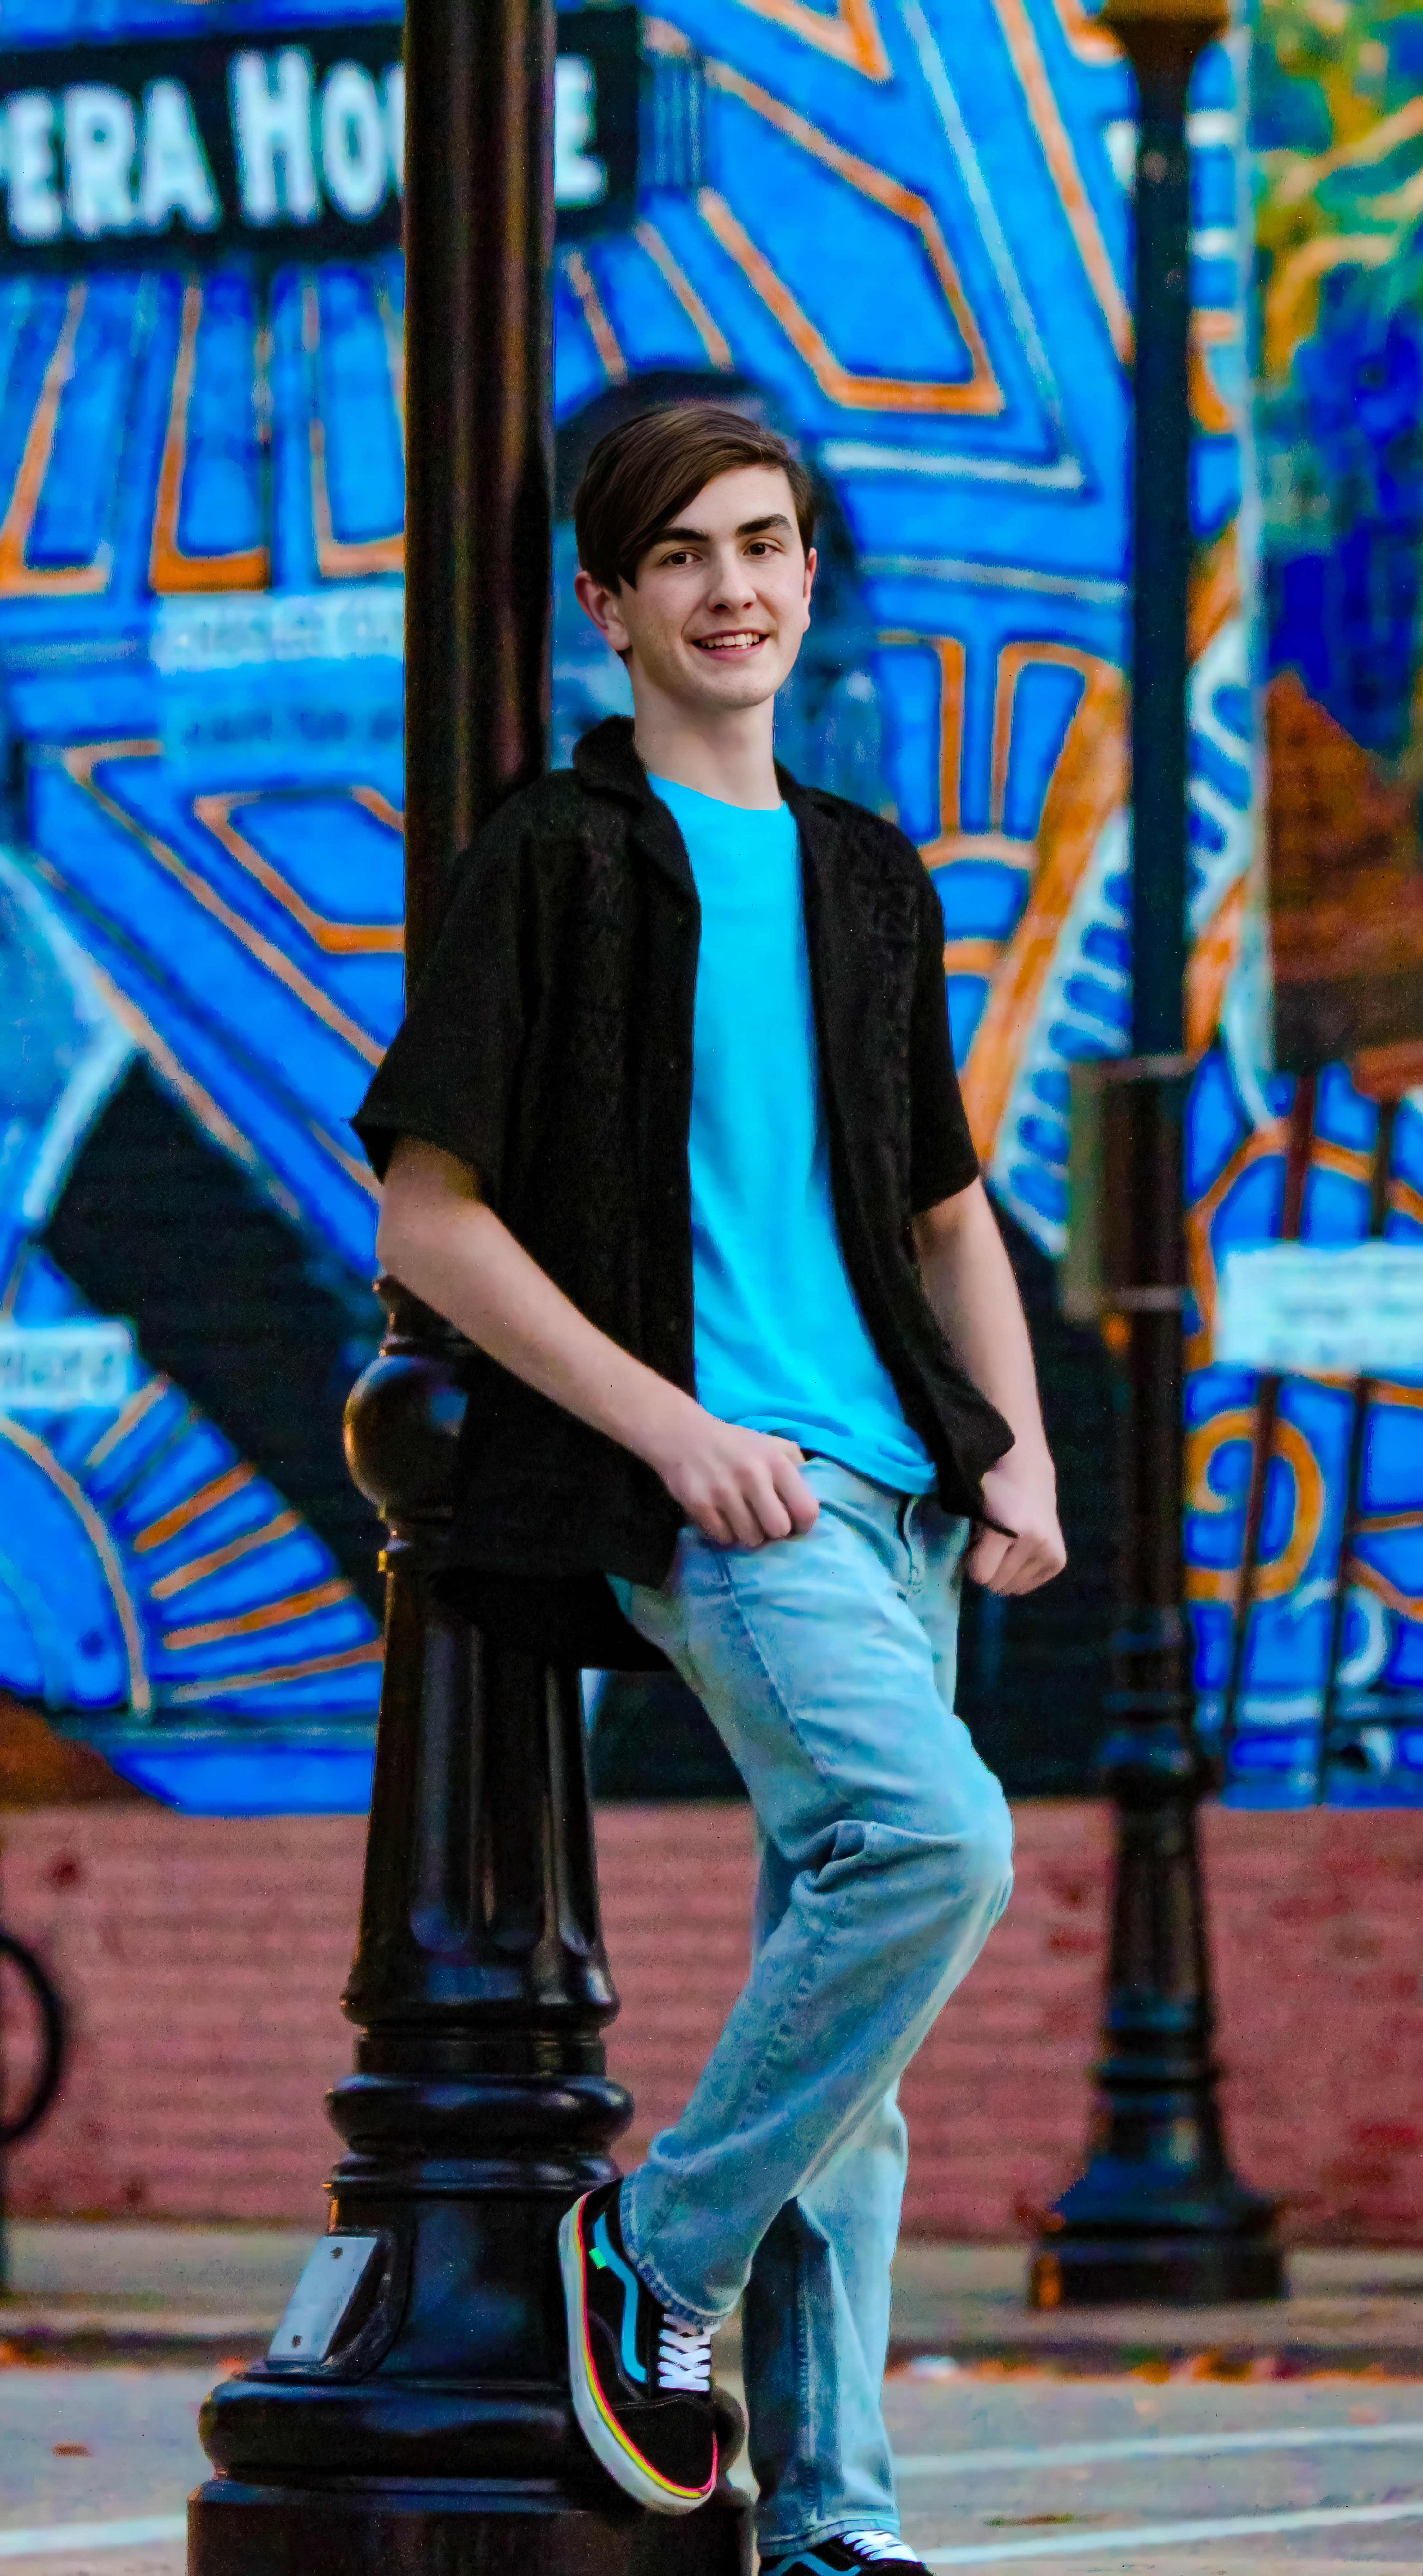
[573,463,817,719]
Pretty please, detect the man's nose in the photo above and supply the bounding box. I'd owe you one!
[707,549,756,607]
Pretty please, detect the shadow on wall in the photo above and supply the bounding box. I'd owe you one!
[591,1209,1118,1802]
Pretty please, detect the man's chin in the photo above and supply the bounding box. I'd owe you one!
[673,661,786,715]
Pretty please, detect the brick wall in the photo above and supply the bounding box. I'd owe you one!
[4,1801,1421,2240]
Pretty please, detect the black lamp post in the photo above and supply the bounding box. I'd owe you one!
[190,4,748,2565]
[1030,0,1284,2308]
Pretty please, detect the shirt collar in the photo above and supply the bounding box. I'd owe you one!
[571,714,835,898]
[571,715,820,821]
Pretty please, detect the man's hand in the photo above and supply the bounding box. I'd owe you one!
[966,1448,1066,1596]
[645,1406,820,1549]
[378,1143,818,1550]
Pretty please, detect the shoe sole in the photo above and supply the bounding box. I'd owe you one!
[558,2195,716,2518]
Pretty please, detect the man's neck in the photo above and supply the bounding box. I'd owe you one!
[631,689,781,811]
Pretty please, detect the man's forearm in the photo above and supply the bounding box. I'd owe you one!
[376,1137,820,1550]
[377,1145,697,1469]
[913,1180,1051,1467]
[913,1179,1064,1590]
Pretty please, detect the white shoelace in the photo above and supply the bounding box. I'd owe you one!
[656,2319,713,2392]
[848,2536,921,2565]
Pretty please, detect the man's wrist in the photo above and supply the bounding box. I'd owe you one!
[623,1376,702,1478]
[990,1434,1055,1486]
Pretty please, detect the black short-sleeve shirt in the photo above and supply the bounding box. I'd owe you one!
[354,718,1008,1662]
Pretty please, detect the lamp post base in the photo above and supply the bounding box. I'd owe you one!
[1030,2226,1285,2310]
[190,2479,752,2576]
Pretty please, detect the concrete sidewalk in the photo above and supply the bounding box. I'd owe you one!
[5,2225,1423,2374]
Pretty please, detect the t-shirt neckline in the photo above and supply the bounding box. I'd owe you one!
[648,771,786,819]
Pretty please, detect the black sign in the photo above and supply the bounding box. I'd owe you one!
[555,6,642,242]
[0,10,642,270]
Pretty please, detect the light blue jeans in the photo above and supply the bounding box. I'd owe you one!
[609,1457,1014,2559]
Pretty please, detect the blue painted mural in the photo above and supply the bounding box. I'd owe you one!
[1,0,1417,1812]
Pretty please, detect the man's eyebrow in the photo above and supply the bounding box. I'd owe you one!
[647,513,794,546]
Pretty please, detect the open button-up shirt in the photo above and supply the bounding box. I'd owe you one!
[354,718,1011,1665]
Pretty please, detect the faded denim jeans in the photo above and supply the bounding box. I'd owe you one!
[608,1457,1014,2560]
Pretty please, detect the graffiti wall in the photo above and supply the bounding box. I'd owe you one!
[0,0,1416,1812]
[1198,0,1423,1804]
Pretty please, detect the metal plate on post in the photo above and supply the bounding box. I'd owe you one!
[267,2236,380,2365]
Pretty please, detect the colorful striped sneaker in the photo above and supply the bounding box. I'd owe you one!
[764,2539,928,2571]
[559,2178,718,2515]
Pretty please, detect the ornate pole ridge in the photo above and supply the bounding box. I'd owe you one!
[1029,0,1284,2310]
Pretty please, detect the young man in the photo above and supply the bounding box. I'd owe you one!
[356,404,1065,2573]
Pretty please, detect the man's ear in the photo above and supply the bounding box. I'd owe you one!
[574,566,632,656]
[802,544,817,625]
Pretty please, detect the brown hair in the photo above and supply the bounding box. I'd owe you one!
[574,402,815,592]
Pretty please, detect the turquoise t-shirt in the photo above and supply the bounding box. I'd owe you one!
[649,775,934,1495]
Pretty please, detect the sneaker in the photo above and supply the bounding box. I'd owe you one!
[765,2539,928,2572]
[558,2177,718,2515]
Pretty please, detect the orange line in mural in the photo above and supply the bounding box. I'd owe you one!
[961,531,1242,1166]
[301,279,405,578]
[1347,1558,1423,1624]
[313,1123,382,1204]
[989,640,1094,828]
[1312,1137,1373,1185]
[83,1375,169,1472]
[1186,1407,1326,1607]
[896,634,967,845]
[87,956,303,1222]
[1185,872,1247,1057]
[1190,312,1237,436]
[959,657,1126,1160]
[943,938,1006,977]
[991,0,1132,363]
[561,249,629,384]
[351,785,405,835]
[163,1575,354,1653]
[1264,232,1395,386]
[165,1639,383,1704]
[634,219,735,371]
[699,67,1002,415]
[1274,93,1423,209]
[0,1415,152,1716]
[1051,0,1119,64]
[0,286,113,598]
[149,1508,303,1603]
[192,792,403,956]
[150,278,271,596]
[63,743,384,1067]
[888,626,1037,868]
[724,0,891,79]
[1186,1117,1285,1366]
[133,1460,257,1555]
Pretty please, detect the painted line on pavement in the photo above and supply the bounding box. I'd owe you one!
[921,2495,1423,2565]
[898,2418,1423,2476]
[0,2525,186,2562]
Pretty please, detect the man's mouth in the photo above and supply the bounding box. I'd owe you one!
[692,631,769,655]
